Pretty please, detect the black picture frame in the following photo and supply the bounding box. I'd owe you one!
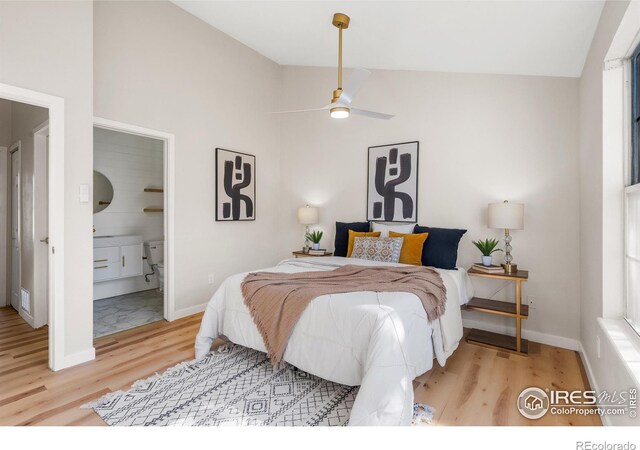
[367,141,419,223]
[215,148,256,221]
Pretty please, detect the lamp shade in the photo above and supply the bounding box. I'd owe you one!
[488,201,524,230]
[297,205,319,225]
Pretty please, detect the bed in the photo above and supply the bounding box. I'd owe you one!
[195,256,474,426]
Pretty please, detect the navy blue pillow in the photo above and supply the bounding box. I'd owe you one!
[414,225,467,270]
[334,221,370,257]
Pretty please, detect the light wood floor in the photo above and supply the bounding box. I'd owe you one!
[0,306,600,426]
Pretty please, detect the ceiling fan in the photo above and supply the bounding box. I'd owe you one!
[273,13,394,120]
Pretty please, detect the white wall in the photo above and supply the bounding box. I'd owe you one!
[578,0,629,383]
[0,99,12,147]
[94,1,282,314]
[279,66,581,342]
[10,102,48,323]
[93,127,164,299]
[578,1,640,426]
[0,1,94,358]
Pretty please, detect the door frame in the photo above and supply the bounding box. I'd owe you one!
[0,145,6,308]
[33,121,49,328]
[8,141,21,318]
[0,83,65,371]
[92,117,176,321]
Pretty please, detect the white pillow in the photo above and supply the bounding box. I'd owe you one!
[371,222,416,238]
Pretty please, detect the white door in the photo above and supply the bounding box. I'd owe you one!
[120,244,143,278]
[10,147,20,311]
[33,130,49,328]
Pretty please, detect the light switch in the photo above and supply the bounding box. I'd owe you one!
[79,184,90,203]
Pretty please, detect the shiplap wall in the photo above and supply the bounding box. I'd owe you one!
[93,127,164,300]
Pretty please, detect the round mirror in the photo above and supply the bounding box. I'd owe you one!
[93,170,114,214]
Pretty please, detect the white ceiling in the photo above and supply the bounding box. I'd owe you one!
[173,1,604,78]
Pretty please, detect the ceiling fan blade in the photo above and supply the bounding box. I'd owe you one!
[339,68,371,104]
[350,107,394,120]
[271,105,331,115]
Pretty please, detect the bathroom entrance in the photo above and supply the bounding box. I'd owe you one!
[92,121,172,339]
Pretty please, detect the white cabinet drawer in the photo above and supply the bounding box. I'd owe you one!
[93,246,120,263]
[93,261,121,282]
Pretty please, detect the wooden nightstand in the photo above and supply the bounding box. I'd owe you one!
[463,268,529,355]
[292,251,334,258]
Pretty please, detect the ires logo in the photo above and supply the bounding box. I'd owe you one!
[517,387,550,419]
[549,390,598,405]
[517,387,637,419]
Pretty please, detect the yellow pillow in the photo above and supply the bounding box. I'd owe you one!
[347,230,381,257]
[389,231,429,265]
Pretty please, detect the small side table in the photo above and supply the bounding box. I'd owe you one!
[292,251,334,258]
[463,268,529,355]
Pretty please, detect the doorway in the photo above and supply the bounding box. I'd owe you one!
[92,118,175,339]
[0,83,65,371]
[1,99,51,372]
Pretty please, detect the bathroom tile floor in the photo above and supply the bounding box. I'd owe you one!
[93,289,164,338]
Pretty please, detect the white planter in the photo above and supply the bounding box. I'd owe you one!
[312,243,321,250]
[482,255,493,267]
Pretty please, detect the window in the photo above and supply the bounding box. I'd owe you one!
[633,47,640,185]
[626,45,640,332]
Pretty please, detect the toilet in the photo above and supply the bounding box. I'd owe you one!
[144,240,165,292]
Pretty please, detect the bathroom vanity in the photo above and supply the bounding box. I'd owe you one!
[93,235,143,283]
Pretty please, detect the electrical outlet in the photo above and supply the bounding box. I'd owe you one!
[527,295,536,309]
[208,274,215,284]
[596,335,601,359]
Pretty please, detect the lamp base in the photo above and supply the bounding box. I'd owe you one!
[502,263,518,274]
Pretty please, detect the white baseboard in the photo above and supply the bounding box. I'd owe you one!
[57,347,95,371]
[577,342,612,426]
[172,302,208,321]
[462,318,581,351]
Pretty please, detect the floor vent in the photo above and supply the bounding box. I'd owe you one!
[21,288,30,314]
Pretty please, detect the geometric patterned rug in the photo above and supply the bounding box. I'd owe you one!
[82,344,359,426]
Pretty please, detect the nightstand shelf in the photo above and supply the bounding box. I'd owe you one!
[464,297,529,318]
[464,267,530,356]
[466,328,529,354]
[292,251,333,258]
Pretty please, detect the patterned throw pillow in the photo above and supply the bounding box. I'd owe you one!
[350,237,404,263]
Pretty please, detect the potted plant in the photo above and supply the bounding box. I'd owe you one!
[305,230,323,250]
[472,238,503,266]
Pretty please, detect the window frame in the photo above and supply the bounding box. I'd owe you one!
[632,45,640,186]
[624,184,640,335]
[626,44,640,334]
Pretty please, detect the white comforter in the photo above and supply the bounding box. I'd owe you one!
[195,256,474,426]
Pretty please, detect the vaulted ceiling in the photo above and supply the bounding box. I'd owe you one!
[173,1,604,77]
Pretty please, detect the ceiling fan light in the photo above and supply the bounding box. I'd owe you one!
[330,106,350,119]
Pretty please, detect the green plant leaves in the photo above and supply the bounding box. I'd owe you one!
[305,230,323,244]
[472,238,503,256]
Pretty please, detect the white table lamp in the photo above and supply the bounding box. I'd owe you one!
[297,205,319,252]
[488,200,524,274]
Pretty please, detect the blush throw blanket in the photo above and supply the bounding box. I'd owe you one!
[241,264,446,365]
